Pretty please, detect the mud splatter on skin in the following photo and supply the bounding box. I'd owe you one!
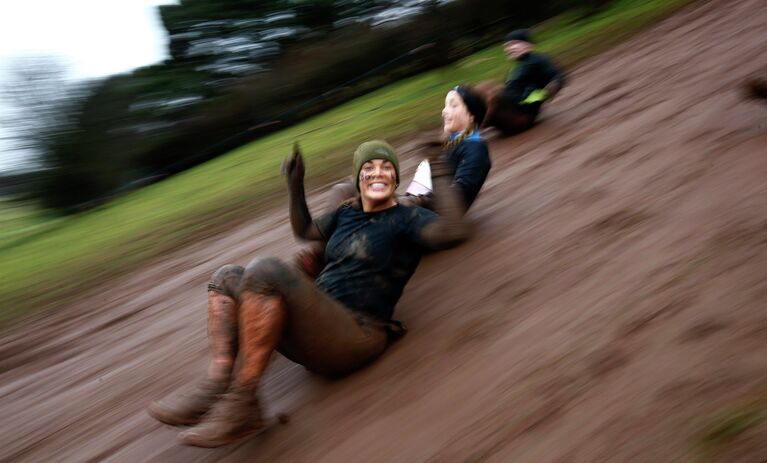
[358,170,397,185]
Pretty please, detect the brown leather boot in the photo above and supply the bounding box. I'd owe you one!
[177,384,265,448]
[148,377,228,426]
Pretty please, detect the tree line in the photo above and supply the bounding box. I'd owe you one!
[4,0,609,212]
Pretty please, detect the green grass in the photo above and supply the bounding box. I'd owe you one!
[694,395,767,462]
[0,200,57,248]
[0,0,697,322]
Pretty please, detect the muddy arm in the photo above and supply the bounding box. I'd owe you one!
[288,180,325,242]
[284,145,325,241]
[419,160,471,250]
[399,194,433,209]
[543,80,563,100]
[543,59,566,101]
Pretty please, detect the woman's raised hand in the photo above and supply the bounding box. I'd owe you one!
[282,142,305,188]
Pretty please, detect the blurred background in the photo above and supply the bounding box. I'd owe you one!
[0,0,607,212]
[3,1,767,461]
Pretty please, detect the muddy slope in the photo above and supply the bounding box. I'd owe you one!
[2,0,767,461]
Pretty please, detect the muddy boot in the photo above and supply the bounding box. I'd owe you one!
[148,288,239,426]
[148,377,228,426]
[177,384,264,448]
[178,290,284,446]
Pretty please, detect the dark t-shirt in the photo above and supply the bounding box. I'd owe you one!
[314,204,437,320]
[504,52,565,108]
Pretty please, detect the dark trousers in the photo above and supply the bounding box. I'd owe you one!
[210,258,389,377]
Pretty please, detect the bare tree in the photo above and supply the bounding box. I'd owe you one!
[0,55,78,168]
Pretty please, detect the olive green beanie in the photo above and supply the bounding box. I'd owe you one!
[353,140,400,191]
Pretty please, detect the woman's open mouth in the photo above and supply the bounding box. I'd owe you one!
[367,182,389,192]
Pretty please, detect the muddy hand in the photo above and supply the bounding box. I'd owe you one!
[417,139,445,161]
[282,142,305,188]
[430,159,454,178]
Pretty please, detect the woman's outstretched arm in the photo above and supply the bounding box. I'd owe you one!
[283,144,326,241]
[419,159,471,250]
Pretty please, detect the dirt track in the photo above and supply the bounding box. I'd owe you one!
[2,0,767,461]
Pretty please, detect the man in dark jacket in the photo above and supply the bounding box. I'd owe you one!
[479,29,566,135]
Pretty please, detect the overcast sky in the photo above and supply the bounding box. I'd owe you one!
[0,0,177,171]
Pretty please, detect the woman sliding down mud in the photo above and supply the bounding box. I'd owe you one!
[297,84,492,277]
[416,84,493,209]
[147,140,469,448]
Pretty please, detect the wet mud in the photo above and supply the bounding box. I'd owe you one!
[2,0,767,461]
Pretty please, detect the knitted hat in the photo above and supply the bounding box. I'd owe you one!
[505,28,534,44]
[453,85,487,127]
[353,140,400,191]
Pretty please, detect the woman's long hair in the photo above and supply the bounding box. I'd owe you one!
[444,123,478,151]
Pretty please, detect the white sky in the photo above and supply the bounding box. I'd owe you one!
[0,0,178,171]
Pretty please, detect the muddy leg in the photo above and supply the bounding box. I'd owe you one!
[474,80,504,129]
[326,180,357,207]
[238,257,388,376]
[492,98,536,136]
[205,265,243,380]
[475,81,536,135]
[148,265,243,427]
[181,255,388,447]
[178,261,287,447]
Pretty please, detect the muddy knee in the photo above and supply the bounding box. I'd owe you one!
[209,264,245,298]
[326,181,356,210]
[474,80,503,101]
[239,257,298,296]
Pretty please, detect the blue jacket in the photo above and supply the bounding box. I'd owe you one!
[444,131,491,208]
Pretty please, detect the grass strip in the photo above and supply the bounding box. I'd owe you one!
[0,0,698,322]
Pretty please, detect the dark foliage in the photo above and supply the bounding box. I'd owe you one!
[20,0,612,211]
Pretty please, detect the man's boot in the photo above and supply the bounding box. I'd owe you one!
[178,291,285,447]
[148,290,238,426]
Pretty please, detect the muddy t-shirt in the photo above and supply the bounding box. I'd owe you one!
[314,203,437,321]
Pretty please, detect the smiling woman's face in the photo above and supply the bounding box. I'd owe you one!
[442,90,473,134]
[358,159,397,204]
